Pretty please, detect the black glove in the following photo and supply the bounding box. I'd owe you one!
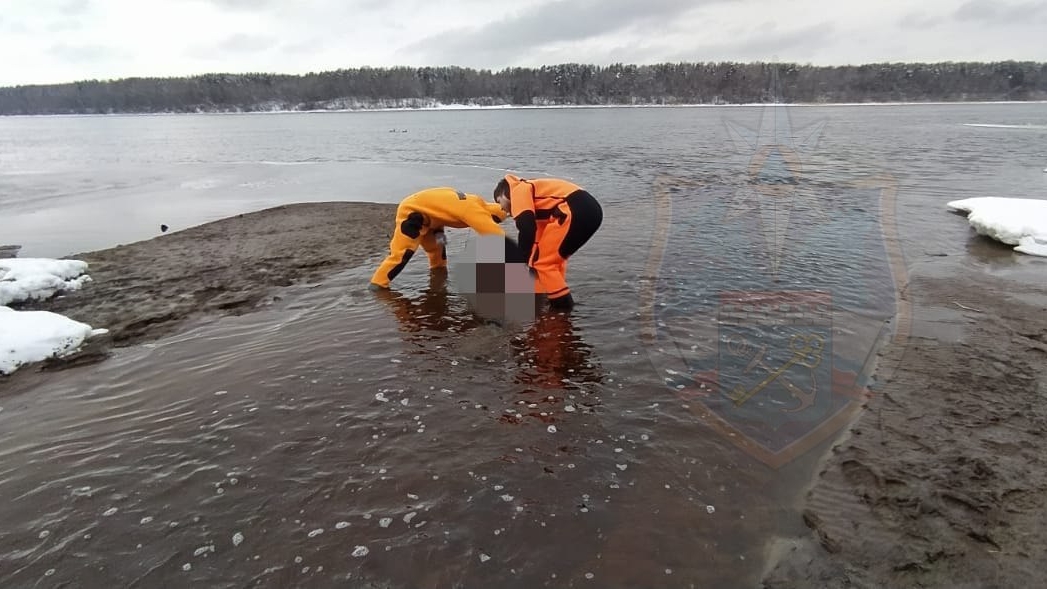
[503,236,529,264]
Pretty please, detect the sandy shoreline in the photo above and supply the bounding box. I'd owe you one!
[3,203,1046,587]
[3,202,396,376]
[762,266,1047,587]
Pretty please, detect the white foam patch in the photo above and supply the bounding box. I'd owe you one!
[947,197,1047,257]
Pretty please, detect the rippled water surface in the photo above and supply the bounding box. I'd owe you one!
[1,103,1046,588]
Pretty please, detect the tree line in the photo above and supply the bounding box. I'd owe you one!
[1,61,1044,115]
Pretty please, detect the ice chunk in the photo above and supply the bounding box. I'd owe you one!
[947,197,1047,256]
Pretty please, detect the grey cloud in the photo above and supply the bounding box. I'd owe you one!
[184,34,278,60]
[278,39,323,54]
[218,34,278,53]
[47,43,125,64]
[62,0,91,14]
[686,22,835,63]
[208,0,279,9]
[954,0,1047,23]
[207,0,385,13]
[2,21,29,34]
[401,0,728,66]
[47,18,84,33]
[897,10,940,29]
[355,0,390,11]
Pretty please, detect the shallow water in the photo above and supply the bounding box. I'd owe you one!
[1,103,1046,587]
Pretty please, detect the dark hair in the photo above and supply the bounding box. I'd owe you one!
[493,178,510,200]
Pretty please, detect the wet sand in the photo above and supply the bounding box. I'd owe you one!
[5,204,1047,587]
[762,258,1047,587]
[3,202,397,376]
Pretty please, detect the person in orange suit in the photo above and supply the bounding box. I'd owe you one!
[493,174,603,310]
[369,186,517,289]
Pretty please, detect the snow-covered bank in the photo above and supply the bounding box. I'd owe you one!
[0,258,107,375]
[0,258,93,306]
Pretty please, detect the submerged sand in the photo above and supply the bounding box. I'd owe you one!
[4,202,1047,587]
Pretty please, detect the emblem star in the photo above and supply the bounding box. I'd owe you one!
[719,66,828,275]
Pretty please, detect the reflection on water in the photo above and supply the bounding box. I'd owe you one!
[372,269,485,336]
[372,269,604,394]
[511,311,603,392]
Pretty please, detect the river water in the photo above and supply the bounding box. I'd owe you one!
[1,103,1046,588]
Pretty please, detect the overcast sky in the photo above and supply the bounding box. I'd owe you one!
[1,0,1045,86]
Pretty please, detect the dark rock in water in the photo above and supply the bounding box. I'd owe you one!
[160,224,169,233]
[0,244,21,258]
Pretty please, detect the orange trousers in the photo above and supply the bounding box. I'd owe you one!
[531,217,572,300]
[528,190,603,302]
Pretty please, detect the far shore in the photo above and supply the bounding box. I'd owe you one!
[3,99,1047,118]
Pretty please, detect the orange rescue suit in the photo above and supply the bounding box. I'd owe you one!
[370,187,508,288]
[501,174,602,304]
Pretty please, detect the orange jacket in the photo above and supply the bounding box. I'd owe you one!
[502,174,582,218]
[501,175,583,261]
[403,187,508,235]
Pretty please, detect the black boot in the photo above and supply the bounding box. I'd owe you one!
[548,292,574,311]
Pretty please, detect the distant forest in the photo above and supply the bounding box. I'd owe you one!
[1,61,1045,115]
